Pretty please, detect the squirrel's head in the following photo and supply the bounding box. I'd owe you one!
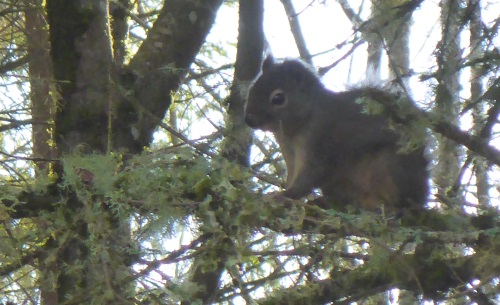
[244,56,323,132]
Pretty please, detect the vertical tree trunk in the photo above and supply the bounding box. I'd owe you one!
[366,34,382,79]
[25,0,55,173]
[434,0,463,198]
[24,2,58,304]
[47,0,112,155]
[366,1,383,79]
[221,0,264,168]
[5,0,223,303]
[383,5,412,82]
[44,1,120,303]
[109,0,130,68]
[183,0,264,304]
[368,0,413,83]
[469,0,489,206]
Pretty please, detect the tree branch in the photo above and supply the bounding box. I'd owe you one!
[0,55,30,74]
[280,0,312,64]
[257,254,482,305]
[2,185,61,219]
[365,89,500,166]
[0,249,41,277]
[113,0,224,153]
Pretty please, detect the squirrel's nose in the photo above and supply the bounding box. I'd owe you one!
[245,113,259,128]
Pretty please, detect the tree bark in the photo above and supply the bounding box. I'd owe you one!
[366,1,383,79]
[434,0,463,199]
[25,2,59,303]
[117,0,224,153]
[47,0,113,156]
[25,0,55,174]
[45,0,115,302]
[368,0,415,83]
[469,0,489,206]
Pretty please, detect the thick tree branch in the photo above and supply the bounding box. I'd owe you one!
[0,249,41,277]
[113,0,224,153]
[0,55,30,74]
[432,120,500,166]
[257,254,484,305]
[2,185,60,219]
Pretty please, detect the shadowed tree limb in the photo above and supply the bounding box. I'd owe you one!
[114,0,225,153]
[257,252,495,305]
[0,249,42,277]
[0,55,30,74]
[365,89,500,166]
[2,184,61,219]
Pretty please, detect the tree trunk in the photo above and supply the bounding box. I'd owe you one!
[45,0,116,302]
[368,0,414,83]
[469,0,489,206]
[113,0,224,153]
[434,0,463,199]
[25,2,57,304]
[25,0,55,173]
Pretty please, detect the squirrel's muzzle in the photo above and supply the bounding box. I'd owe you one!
[244,113,260,129]
[245,113,276,132]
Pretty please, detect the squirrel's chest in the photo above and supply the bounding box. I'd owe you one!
[274,129,309,186]
[275,127,309,158]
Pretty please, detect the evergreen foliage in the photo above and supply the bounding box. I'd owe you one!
[0,0,498,304]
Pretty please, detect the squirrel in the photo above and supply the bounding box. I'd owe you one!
[244,56,428,212]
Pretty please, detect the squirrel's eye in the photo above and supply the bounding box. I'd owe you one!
[270,91,287,106]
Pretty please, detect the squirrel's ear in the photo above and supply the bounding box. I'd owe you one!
[262,55,275,72]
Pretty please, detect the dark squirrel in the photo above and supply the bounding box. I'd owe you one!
[244,56,428,212]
